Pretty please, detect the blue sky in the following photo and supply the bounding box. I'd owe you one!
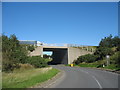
[3,2,118,46]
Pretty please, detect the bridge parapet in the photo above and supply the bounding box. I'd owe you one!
[41,43,96,52]
[42,43,68,47]
[42,43,90,47]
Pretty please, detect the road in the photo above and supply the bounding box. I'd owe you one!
[48,65,119,88]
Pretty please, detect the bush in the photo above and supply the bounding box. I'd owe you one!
[75,54,98,64]
[110,51,120,67]
[13,64,34,72]
[94,47,113,59]
[117,45,120,51]
[28,45,35,52]
[2,57,20,72]
[19,64,34,70]
[27,56,48,68]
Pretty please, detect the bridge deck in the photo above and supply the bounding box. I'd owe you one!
[43,46,68,49]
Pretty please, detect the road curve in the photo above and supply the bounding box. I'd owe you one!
[48,65,118,88]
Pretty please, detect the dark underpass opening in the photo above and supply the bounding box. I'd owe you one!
[43,48,68,65]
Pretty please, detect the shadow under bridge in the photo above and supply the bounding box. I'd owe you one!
[43,47,68,65]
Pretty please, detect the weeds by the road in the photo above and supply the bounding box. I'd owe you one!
[66,63,120,71]
[2,67,59,88]
[103,64,120,71]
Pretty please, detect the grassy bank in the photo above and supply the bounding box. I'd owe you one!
[66,64,120,71]
[77,64,120,70]
[2,67,59,88]
[66,63,98,67]
[103,64,120,71]
[77,64,98,68]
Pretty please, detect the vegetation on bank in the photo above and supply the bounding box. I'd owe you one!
[73,35,120,70]
[27,45,35,52]
[2,34,50,72]
[2,66,59,88]
[1,34,59,88]
[72,63,120,71]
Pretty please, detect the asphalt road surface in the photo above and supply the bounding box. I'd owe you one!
[48,65,119,89]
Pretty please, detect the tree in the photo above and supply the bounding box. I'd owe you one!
[110,51,120,67]
[112,36,120,47]
[99,35,120,48]
[2,34,28,72]
[94,47,113,59]
[2,34,20,71]
[95,35,120,60]
[99,34,113,48]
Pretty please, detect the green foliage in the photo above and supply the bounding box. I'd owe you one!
[27,45,35,52]
[104,64,120,70]
[74,34,120,71]
[99,34,113,48]
[75,54,98,64]
[99,35,120,48]
[94,47,113,59]
[2,34,28,72]
[2,34,50,72]
[27,56,48,68]
[112,36,120,47]
[117,45,120,51]
[94,35,120,68]
[110,51,120,67]
[78,63,99,68]
[2,68,59,88]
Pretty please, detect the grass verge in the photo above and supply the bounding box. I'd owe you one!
[65,64,98,67]
[77,64,98,68]
[2,67,59,88]
[103,64,120,71]
[66,64,120,71]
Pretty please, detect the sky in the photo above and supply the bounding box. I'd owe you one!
[2,2,118,46]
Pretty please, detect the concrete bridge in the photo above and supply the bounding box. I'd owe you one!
[29,46,93,64]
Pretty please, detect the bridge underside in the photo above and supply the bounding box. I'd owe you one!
[43,48,68,65]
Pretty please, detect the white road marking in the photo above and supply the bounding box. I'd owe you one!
[78,69,103,88]
[92,76,102,89]
[80,69,102,89]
